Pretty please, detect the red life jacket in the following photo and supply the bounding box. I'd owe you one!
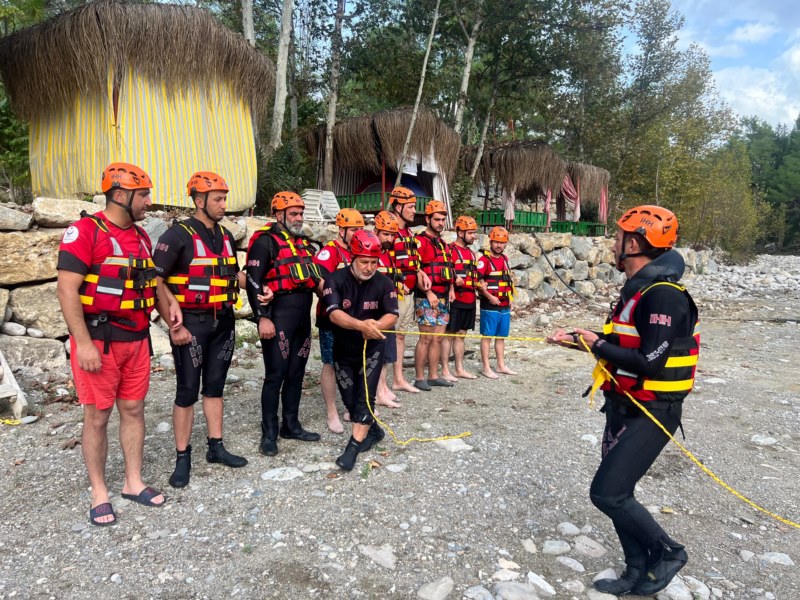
[451,243,479,304]
[597,281,700,402]
[480,252,513,307]
[322,240,351,270]
[78,214,156,318]
[248,225,319,294]
[379,250,405,298]
[165,222,238,311]
[393,226,421,294]
[416,232,454,296]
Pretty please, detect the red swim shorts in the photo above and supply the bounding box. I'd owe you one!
[70,338,151,410]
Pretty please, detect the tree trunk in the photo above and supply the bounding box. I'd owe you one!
[322,0,346,191]
[288,25,299,149]
[394,0,442,188]
[453,16,483,135]
[267,0,295,157]
[242,0,255,46]
[469,94,495,181]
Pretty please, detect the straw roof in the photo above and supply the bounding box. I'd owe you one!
[567,162,610,204]
[460,140,567,200]
[0,1,275,122]
[305,107,460,181]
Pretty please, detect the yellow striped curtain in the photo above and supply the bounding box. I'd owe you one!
[28,66,258,212]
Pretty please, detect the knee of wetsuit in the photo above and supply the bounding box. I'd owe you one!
[589,490,627,515]
[351,410,375,426]
[175,384,200,407]
[201,381,225,399]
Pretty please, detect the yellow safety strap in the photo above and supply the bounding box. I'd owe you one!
[642,379,694,392]
[120,297,156,310]
[665,355,698,368]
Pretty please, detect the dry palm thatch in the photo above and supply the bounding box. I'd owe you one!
[305,107,460,180]
[568,162,610,205]
[461,140,567,200]
[0,1,275,123]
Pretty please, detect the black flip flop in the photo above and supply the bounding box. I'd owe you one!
[89,502,117,526]
[428,378,455,387]
[121,486,166,507]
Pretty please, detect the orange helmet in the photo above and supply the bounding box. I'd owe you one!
[350,229,382,259]
[455,215,478,231]
[489,226,509,243]
[335,208,365,228]
[374,210,399,233]
[617,205,678,249]
[271,191,304,213]
[187,171,229,197]
[388,186,416,205]
[101,162,152,193]
[424,200,447,216]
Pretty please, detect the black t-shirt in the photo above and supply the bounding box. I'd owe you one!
[323,267,399,357]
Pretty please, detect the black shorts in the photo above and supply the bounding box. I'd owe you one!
[446,304,476,333]
[384,331,397,364]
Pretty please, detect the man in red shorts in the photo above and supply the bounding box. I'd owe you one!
[57,162,166,526]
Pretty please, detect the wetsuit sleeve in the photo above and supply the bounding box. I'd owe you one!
[593,286,689,377]
[323,274,343,314]
[380,275,400,316]
[151,227,185,278]
[245,235,276,320]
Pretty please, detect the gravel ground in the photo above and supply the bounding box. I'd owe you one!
[1,256,799,600]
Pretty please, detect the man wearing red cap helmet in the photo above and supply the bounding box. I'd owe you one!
[321,230,399,472]
[57,162,165,525]
[547,205,699,596]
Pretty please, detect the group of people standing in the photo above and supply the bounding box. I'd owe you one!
[56,161,696,597]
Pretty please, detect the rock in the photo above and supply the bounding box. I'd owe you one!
[416,576,454,600]
[491,569,520,581]
[675,247,697,272]
[463,586,493,600]
[71,522,88,532]
[0,289,7,321]
[739,550,755,562]
[525,572,555,597]
[572,260,589,281]
[550,247,576,269]
[220,217,246,242]
[386,463,408,473]
[542,539,570,555]
[26,328,45,338]
[9,282,67,338]
[530,282,556,300]
[570,236,593,261]
[155,421,171,433]
[534,314,550,327]
[110,573,122,584]
[141,217,168,245]
[751,434,778,447]
[572,535,607,558]
[0,229,64,285]
[522,539,537,554]
[261,467,304,481]
[32,197,100,227]
[0,205,33,231]
[581,434,598,445]
[662,578,693,600]
[0,335,67,369]
[683,575,711,600]
[556,522,581,536]
[236,319,259,345]
[92,195,106,206]
[242,216,274,249]
[498,558,520,570]
[586,245,603,266]
[435,438,472,452]
[505,246,533,270]
[150,323,172,357]
[358,544,396,569]
[159,354,175,370]
[573,280,595,296]
[560,580,584,593]
[523,265,545,290]
[555,556,584,572]
[586,590,618,600]
[513,288,532,309]
[536,232,572,251]
[512,269,529,289]
[492,581,540,600]
[759,552,794,566]
[0,322,26,336]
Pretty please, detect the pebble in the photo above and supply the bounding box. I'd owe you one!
[0,322,26,336]
[155,421,171,434]
[560,579,585,593]
[358,544,396,569]
[542,539,570,555]
[492,581,539,600]
[580,433,598,445]
[416,576,454,600]
[301,462,337,473]
[751,435,778,447]
[386,464,408,473]
[434,438,472,452]
[556,521,580,536]
[244,380,260,389]
[702,377,726,385]
[592,568,617,582]
[497,557,520,570]
[491,569,520,581]
[159,354,175,369]
[740,550,755,562]
[556,556,585,572]
[261,467,304,481]
[759,552,794,566]
[26,327,44,338]
[662,578,693,600]
[526,571,556,596]
[572,534,607,558]
[227,374,240,383]
[683,575,711,600]
[586,590,618,600]
[522,539,537,554]
[463,586,493,600]
[110,573,122,584]
[71,523,87,532]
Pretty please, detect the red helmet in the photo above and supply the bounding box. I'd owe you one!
[187,171,229,197]
[617,205,678,249]
[101,162,152,193]
[349,229,382,258]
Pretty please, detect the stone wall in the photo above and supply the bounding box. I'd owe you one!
[0,198,716,375]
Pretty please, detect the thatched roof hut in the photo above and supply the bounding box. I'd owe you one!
[562,162,610,223]
[0,1,275,211]
[305,107,460,208]
[460,140,567,202]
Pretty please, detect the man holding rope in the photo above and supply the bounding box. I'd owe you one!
[547,205,699,596]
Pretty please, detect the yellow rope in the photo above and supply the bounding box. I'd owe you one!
[575,334,800,530]
[0,418,21,426]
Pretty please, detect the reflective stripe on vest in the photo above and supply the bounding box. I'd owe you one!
[165,222,239,311]
[452,244,479,291]
[481,252,514,302]
[393,228,421,273]
[418,232,454,294]
[249,226,319,294]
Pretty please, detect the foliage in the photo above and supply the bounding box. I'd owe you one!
[255,141,315,214]
[449,167,475,218]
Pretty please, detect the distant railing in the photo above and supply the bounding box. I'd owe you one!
[477,209,606,235]
[336,192,433,214]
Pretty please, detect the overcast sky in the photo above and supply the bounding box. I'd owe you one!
[668,0,800,129]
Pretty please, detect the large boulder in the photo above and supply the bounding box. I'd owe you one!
[0,229,64,285]
[0,288,8,321]
[242,216,274,249]
[141,215,168,244]
[572,260,589,281]
[530,281,556,300]
[0,205,33,231]
[536,232,572,252]
[573,280,595,296]
[0,335,67,370]
[513,287,532,310]
[220,216,247,242]
[505,246,533,270]
[585,245,603,266]
[523,265,545,290]
[550,247,577,269]
[32,197,99,227]
[509,234,542,258]
[675,247,697,272]
[8,282,67,338]
[570,236,594,261]
[512,269,528,288]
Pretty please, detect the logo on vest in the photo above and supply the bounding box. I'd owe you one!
[62,226,79,244]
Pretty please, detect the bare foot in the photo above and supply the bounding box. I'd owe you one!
[376,396,401,408]
[440,373,459,383]
[454,370,478,379]
[327,414,344,434]
[496,367,518,375]
[392,381,421,394]
[480,370,499,379]
[343,412,351,422]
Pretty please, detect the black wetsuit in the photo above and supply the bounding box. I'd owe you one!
[153,217,237,406]
[323,268,399,423]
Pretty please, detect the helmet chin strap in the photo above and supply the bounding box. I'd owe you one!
[107,190,136,222]
[616,233,665,270]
